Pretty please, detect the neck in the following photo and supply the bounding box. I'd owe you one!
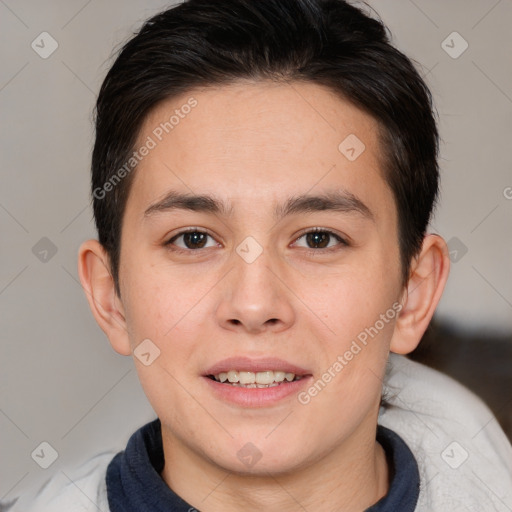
[160,418,389,512]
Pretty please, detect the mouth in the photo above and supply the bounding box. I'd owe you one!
[202,357,312,407]
[206,370,306,388]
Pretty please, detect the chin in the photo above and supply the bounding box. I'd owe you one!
[218,453,307,476]
[203,434,313,476]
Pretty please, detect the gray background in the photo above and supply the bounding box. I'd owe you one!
[1,0,511,499]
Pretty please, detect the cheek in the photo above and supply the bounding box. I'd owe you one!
[311,259,399,335]
[120,254,213,373]
[299,295,395,434]
[306,265,399,400]
[121,248,186,336]
[120,266,205,419]
[122,278,171,341]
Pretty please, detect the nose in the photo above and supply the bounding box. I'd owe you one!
[215,244,296,335]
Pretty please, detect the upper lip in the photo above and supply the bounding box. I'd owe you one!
[204,357,311,376]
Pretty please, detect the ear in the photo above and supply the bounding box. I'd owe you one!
[390,234,450,355]
[77,239,131,356]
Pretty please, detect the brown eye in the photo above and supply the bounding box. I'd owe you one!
[181,231,208,249]
[305,231,330,249]
[294,229,347,251]
[166,229,217,251]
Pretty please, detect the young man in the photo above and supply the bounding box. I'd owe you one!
[11,0,512,510]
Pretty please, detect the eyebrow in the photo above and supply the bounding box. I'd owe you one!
[144,189,374,222]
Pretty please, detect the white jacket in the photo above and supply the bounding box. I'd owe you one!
[7,353,512,511]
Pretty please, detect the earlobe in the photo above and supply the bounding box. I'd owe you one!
[77,239,132,356]
[390,234,450,355]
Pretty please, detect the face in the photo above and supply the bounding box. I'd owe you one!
[117,80,404,474]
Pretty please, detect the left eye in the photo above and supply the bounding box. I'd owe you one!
[293,229,347,250]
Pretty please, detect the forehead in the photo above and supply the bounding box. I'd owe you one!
[130,80,394,221]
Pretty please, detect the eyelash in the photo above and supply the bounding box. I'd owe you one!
[164,227,349,256]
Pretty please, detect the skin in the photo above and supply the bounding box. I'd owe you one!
[79,80,450,512]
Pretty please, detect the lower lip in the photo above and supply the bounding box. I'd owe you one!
[202,376,312,408]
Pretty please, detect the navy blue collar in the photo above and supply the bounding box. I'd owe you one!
[106,418,419,511]
[366,425,420,511]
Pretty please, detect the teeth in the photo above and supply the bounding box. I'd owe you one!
[239,371,255,384]
[274,371,286,382]
[227,370,239,383]
[255,371,273,385]
[213,370,302,385]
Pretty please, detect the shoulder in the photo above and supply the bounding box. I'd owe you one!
[379,353,512,511]
[7,450,117,512]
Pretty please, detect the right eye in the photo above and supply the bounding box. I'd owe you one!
[165,228,219,252]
